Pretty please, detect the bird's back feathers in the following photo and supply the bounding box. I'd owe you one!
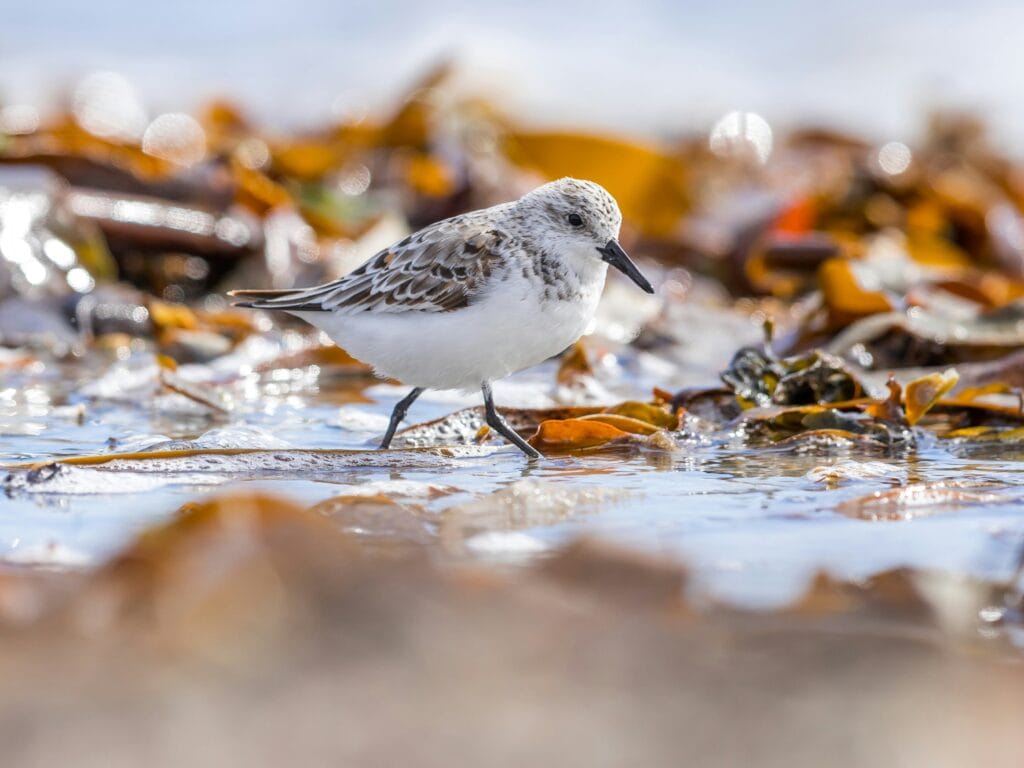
[228,208,517,314]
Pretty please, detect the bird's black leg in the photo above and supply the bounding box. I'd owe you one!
[379,387,425,449]
[481,381,541,459]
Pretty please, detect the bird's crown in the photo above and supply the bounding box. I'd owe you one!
[512,177,622,242]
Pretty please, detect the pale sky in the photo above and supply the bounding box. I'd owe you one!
[3,0,1022,151]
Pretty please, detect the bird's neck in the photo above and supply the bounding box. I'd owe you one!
[527,246,605,304]
[556,244,607,286]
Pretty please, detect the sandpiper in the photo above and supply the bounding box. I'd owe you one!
[231,177,654,458]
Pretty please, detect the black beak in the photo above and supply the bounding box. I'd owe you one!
[597,239,654,294]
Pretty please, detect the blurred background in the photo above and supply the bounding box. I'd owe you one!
[5,4,1024,765]
[5,0,1024,145]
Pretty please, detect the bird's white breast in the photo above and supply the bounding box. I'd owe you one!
[297,260,606,391]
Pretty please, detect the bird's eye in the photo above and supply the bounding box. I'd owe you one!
[567,213,584,227]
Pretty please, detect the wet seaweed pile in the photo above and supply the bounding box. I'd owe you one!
[4,66,1024,764]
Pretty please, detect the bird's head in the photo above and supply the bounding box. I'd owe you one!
[514,177,653,293]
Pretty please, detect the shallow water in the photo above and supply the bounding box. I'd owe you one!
[5,344,1024,610]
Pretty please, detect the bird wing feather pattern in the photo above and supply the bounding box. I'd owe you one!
[229,210,514,314]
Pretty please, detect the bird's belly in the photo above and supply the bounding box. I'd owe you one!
[295,290,595,391]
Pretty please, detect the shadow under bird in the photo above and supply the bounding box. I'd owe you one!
[230,177,654,459]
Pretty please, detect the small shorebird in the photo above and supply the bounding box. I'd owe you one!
[230,177,653,458]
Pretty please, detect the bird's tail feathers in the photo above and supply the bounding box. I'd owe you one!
[228,288,308,310]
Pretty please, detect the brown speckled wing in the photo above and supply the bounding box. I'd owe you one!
[231,210,515,314]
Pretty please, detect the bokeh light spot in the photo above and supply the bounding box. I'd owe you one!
[72,71,147,141]
[709,111,773,165]
[877,141,912,175]
[0,105,40,135]
[142,113,207,166]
